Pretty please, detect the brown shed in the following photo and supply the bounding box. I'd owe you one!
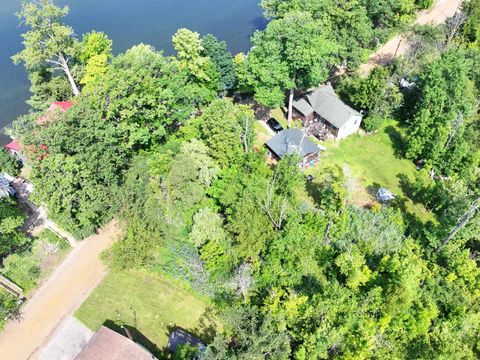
[75,326,155,360]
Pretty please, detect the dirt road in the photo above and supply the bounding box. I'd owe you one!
[0,221,118,360]
[360,0,464,73]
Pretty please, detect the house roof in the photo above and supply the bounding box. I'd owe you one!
[75,326,155,360]
[5,140,20,152]
[36,101,74,125]
[51,101,74,111]
[292,98,313,116]
[293,84,362,129]
[167,329,204,353]
[266,128,320,158]
[0,174,15,198]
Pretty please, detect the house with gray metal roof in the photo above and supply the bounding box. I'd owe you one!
[292,84,363,140]
[265,128,324,168]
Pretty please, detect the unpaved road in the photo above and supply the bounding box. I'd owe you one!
[0,221,118,360]
[360,0,464,73]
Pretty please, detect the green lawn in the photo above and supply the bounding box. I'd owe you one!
[254,120,271,149]
[75,269,218,356]
[312,122,433,222]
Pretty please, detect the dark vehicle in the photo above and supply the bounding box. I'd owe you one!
[266,118,283,133]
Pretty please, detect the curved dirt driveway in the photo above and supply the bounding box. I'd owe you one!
[360,0,464,73]
[0,221,118,360]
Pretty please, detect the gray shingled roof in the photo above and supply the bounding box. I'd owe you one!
[266,128,320,158]
[293,84,362,129]
[292,98,313,116]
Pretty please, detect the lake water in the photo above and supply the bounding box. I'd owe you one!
[0,0,265,144]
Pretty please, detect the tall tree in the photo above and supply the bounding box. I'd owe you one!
[405,49,477,176]
[13,0,80,96]
[238,12,337,125]
[262,0,375,67]
[201,34,236,92]
[172,28,220,94]
[198,99,254,167]
[26,98,128,237]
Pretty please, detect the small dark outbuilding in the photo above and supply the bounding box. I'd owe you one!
[265,128,323,168]
[167,329,204,353]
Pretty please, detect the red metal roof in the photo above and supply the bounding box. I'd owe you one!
[5,140,20,151]
[36,101,74,125]
[51,101,74,112]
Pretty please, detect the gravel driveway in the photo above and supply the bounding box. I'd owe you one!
[39,317,94,360]
[0,221,118,359]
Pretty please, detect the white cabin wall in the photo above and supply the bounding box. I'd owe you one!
[336,115,363,139]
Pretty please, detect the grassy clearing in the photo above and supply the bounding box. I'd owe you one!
[269,107,288,129]
[254,120,271,149]
[311,121,433,222]
[75,269,218,355]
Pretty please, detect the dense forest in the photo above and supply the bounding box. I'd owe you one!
[5,0,480,358]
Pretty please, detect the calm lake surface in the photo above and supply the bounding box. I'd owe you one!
[0,0,265,143]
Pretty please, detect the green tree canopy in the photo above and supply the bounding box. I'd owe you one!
[13,0,80,96]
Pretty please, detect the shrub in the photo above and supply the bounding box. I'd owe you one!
[0,149,20,176]
[363,115,386,132]
[416,0,433,9]
[0,290,18,329]
[37,228,69,250]
[2,253,40,292]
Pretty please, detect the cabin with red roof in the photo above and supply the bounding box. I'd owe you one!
[36,101,74,125]
[5,101,74,163]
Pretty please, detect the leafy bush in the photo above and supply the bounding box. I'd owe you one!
[0,149,20,176]
[416,0,433,9]
[338,67,403,131]
[363,115,386,132]
[0,290,18,330]
[103,218,159,270]
[0,199,29,257]
[37,228,69,250]
[2,253,40,292]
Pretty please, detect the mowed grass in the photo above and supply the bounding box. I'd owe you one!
[313,121,433,222]
[254,120,271,149]
[75,269,218,354]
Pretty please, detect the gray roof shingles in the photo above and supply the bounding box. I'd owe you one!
[293,84,362,129]
[266,128,320,158]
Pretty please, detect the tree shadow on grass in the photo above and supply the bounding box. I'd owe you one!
[365,182,383,199]
[397,173,415,200]
[384,125,406,158]
[103,319,166,359]
[191,306,218,342]
[162,307,218,354]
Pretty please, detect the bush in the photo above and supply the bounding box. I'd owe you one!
[0,290,18,329]
[416,0,433,9]
[1,253,40,292]
[37,228,69,250]
[363,116,386,132]
[102,217,159,270]
[0,149,20,176]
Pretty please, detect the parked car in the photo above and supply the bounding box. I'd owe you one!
[266,118,283,133]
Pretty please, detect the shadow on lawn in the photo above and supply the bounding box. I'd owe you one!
[165,306,218,344]
[103,319,165,359]
[366,182,382,199]
[384,125,406,158]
